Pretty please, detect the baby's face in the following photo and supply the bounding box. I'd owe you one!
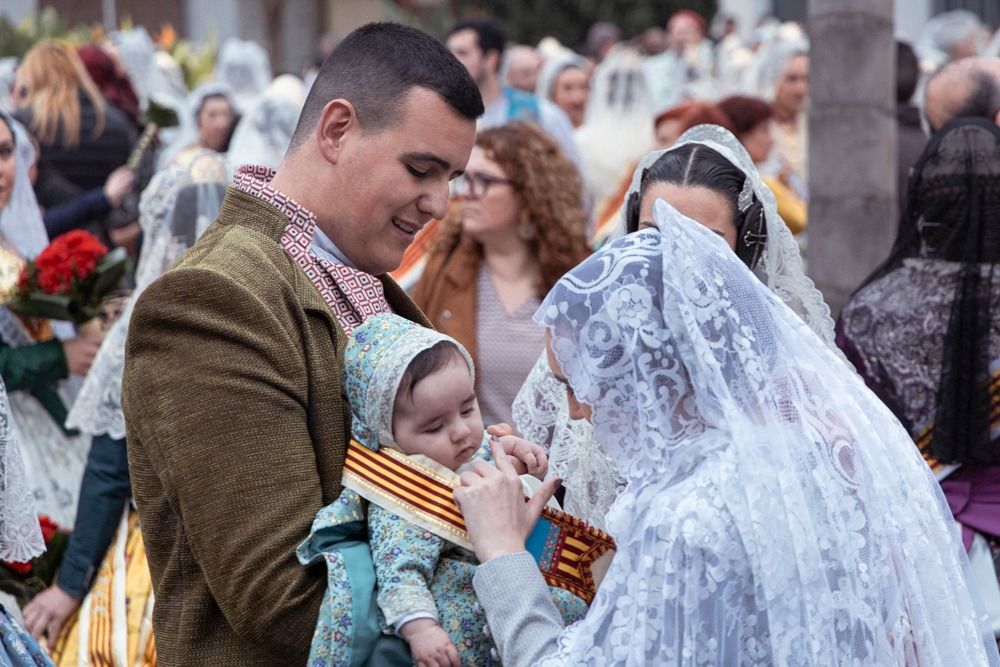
[392,353,484,471]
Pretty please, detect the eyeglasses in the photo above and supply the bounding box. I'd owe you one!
[454,171,514,200]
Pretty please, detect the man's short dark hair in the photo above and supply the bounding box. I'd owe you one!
[447,18,507,72]
[288,23,483,150]
[896,41,919,105]
[954,69,1000,123]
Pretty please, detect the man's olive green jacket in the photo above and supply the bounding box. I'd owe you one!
[122,187,429,665]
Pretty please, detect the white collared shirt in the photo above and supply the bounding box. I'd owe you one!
[310,225,356,268]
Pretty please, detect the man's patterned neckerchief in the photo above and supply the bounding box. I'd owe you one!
[233,165,390,333]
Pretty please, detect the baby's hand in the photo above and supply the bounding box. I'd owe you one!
[491,430,549,479]
[399,618,460,667]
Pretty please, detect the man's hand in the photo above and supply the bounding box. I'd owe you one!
[399,618,460,667]
[23,584,80,649]
[488,424,548,479]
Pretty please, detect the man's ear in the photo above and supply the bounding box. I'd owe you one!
[315,99,357,165]
[994,108,1000,129]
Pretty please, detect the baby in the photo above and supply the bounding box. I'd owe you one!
[339,313,587,666]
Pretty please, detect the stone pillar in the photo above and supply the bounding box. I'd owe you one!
[807,0,897,315]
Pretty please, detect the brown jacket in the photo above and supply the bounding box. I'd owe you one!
[411,236,481,365]
[122,187,428,665]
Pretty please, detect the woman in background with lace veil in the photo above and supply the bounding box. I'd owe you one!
[457,203,1000,666]
[0,377,56,665]
[21,150,228,664]
[838,117,1000,636]
[512,124,838,527]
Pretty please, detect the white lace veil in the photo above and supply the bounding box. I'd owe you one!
[158,82,237,170]
[533,201,1000,666]
[753,35,809,101]
[575,48,655,204]
[109,27,186,113]
[215,39,272,114]
[0,111,47,259]
[917,10,985,66]
[535,52,589,103]
[0,377,45,563]
[66,150,227,438]
[513,124,838,527]
[0,113,85,529]
[226,75,305,175]
[638,124,836,345]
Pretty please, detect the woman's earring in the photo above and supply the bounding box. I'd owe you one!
[517,223,536,241]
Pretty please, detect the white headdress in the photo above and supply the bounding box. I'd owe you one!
[629,123,836,345]
[753,36,809,101]
[513,124,838,527]
[575,48,655,204]
[535,52,589,103]
[533,203,1000,666]
[157,82,237,169]
[215,39,272,114]
[226,75,305,175]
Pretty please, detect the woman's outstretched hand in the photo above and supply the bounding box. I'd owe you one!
[454,440,561,563]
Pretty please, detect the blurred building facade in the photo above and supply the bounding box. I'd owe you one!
[1,0,393,75]
[2,0,997,75]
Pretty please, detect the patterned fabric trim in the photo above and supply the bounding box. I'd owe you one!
[232,165,390,332]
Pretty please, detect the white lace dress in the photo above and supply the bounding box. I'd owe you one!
[478,204,999,666]
[0,309,89,530]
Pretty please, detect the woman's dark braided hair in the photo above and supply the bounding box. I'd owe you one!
[625,144,767,270]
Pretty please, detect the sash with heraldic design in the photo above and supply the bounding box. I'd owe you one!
[343,439,616,604]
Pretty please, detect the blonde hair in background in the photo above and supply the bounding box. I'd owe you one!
[16,40,106,147]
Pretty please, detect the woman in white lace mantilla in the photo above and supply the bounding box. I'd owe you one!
[0,377,56,665]
[513,124,838,527]
[457,203,1000,666]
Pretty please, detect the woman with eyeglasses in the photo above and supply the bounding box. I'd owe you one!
[411,122,590,427]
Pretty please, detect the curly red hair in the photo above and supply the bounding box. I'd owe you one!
[431,122,591,297]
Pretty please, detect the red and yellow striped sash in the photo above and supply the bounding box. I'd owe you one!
[343,440,615,603]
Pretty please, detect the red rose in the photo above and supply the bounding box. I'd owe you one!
[31,231,109,295]
[38,515,60,543]
[5,560,32,575]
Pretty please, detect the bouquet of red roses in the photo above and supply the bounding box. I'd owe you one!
[0,515,69,607]
[9,230,129,324]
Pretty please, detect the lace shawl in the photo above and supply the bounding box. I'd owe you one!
[0,378,45,563]
[532,204,999,665]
